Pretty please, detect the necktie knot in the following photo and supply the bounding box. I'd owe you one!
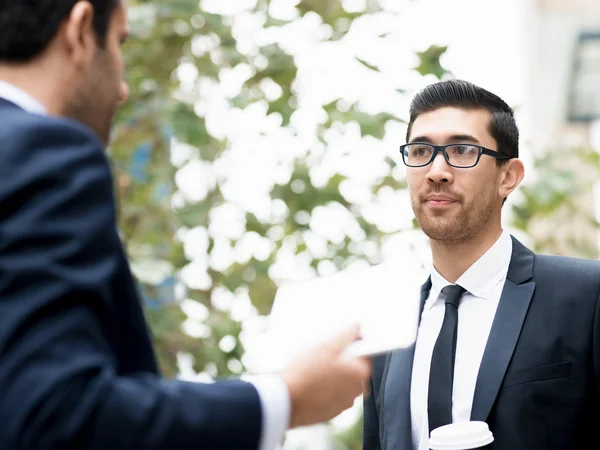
[442,284,466,308]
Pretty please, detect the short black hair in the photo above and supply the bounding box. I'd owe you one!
[406,79,519,162]
[0,0,119,63]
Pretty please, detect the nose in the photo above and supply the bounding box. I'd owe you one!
[118,80,129,105]
[426,152,454,184]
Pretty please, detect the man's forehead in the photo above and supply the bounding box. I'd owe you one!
[409,107,493,143]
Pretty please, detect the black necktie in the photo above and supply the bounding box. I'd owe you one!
[428,284,466,434]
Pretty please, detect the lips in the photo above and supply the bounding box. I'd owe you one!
[424,195,458,206]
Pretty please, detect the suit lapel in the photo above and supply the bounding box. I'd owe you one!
[470,236,535,421]
[383,278,431,450]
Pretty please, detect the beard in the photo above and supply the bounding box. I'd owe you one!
[412,186,496,244]
[66,95,116,145]
[64,50,119,145]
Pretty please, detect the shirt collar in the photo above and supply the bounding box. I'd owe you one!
[427,230,513,308]
[0,80,47,115]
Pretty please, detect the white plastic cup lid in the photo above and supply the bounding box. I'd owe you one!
[429,421,494,450]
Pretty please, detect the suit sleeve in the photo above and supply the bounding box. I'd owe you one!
[0,119,262,450]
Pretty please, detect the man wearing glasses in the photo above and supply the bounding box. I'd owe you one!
[363,80,600,450]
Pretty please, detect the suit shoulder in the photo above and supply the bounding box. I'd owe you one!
[0,110,109,186]
[0,109,115,229]
[534,253,600,283]
[0,108,104,158]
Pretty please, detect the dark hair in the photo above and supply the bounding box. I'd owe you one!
[0,0,119,62]
[406,79,519,163]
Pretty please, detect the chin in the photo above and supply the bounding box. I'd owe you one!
[418,218,464,242]
[91,118,113,146]
[422,228,458,241]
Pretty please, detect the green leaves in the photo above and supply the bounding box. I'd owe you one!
[413,44,451,80]
[356,57,380,72]
[323,100,404,139]
[170,103,213,149]
[296,0,350,25]
[510,146,600,258]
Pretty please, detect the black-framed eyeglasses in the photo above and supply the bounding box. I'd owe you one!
[399,143,510,168]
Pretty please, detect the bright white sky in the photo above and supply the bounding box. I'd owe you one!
[152,0,534,447]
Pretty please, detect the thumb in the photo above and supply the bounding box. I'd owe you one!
[328,324,362,353]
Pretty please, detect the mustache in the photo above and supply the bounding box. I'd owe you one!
[419,186,463,202]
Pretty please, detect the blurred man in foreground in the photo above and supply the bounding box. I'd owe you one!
[0,1,371,449]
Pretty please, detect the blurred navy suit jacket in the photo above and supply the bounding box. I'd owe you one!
[0,98,262,449]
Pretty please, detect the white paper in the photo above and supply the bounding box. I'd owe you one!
[257,260,426,371]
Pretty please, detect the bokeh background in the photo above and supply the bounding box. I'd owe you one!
[109,0,600,448]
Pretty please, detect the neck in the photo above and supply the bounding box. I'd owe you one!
[430,222,503,284]
[0,60,66,115]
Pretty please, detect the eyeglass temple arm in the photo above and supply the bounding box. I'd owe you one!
[480,148,510,160]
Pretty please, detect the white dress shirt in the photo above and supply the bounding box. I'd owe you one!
[410,230,512,450]
[0,80,47,114]
[0,80,290,450]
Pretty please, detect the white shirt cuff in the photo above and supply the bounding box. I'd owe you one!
[247,374,291,450]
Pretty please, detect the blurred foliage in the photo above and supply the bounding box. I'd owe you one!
[413,44,451,80]
[511,146,600,259]
[108,0,450,448]
[334,415,364,450]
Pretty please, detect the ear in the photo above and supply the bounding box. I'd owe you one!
[498,158,525,199]
[61,1,97,68]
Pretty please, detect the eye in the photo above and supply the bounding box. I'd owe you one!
[411,146,432,156]
[449,145,476,155]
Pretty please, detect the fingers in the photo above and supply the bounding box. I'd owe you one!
[344,358,372,399]
[356,358,372,380]
[328,324,362,353]
[361,359,373,398]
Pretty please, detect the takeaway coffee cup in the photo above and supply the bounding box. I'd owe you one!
[429,421,494,450]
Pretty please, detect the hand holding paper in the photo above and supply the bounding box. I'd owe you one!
[280,325,372,428]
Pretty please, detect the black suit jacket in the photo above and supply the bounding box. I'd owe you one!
[364,236,600,450]
[0,99,262,449]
